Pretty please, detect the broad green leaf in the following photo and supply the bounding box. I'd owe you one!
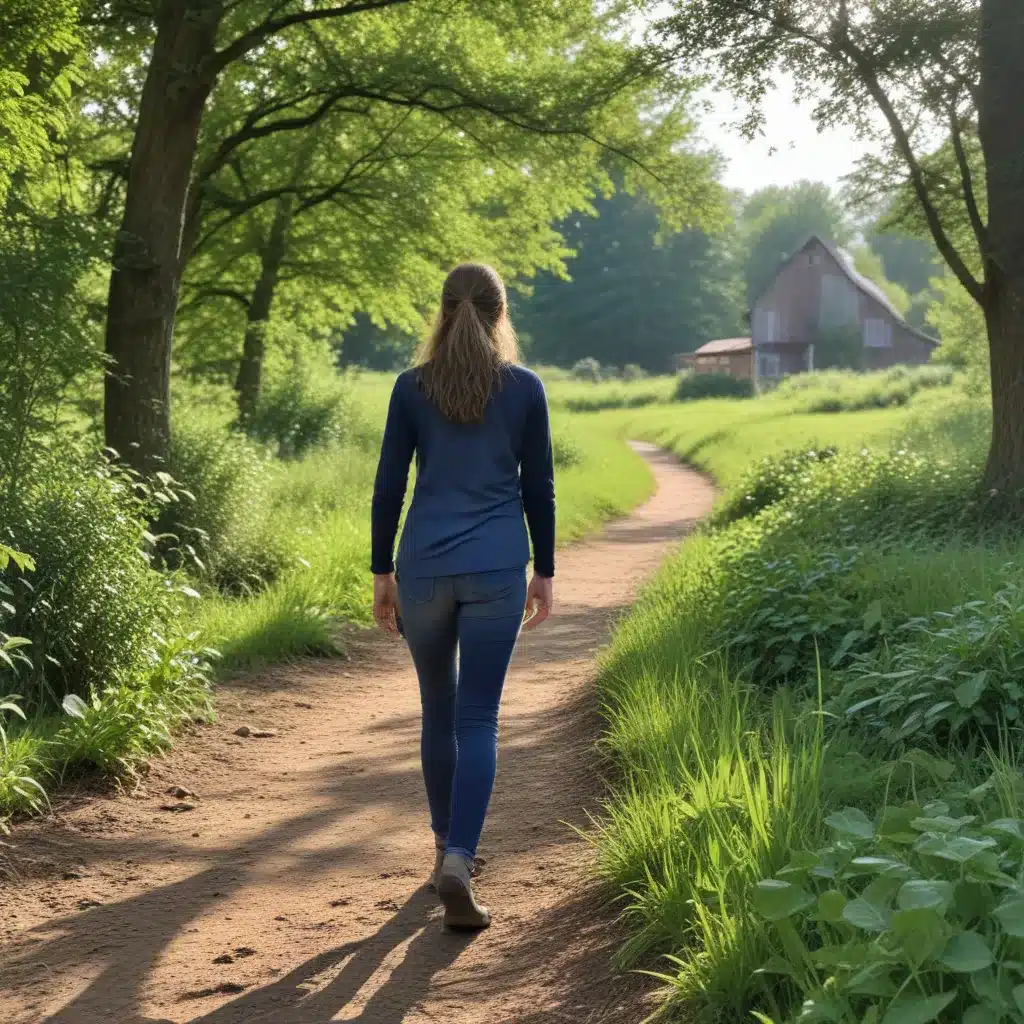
[962,1007,994,1024]
[753,879,815,921]
[879,805,923,844]
[850,856,910,876]
[915,834,997,863]
[880,992,956,1024]
[994,896,1024,937]
[956,882,997,922]
[898,879,953,912]
[847,961,899,997]
[863,875,905,909]
[1014,984,1024,1014]
[969,969,1009,1008]
[911,815,974,833]
[954,671,990,708]
[843,898,892,933]
[826,807,875,839]
[940,930,993,973]
[817,890,847,923]
[984,819,1024,841]
[863,600,883,629]
[891,908,949,967]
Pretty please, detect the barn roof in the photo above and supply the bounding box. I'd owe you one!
[754,235,938,347]
[694,337,753,355]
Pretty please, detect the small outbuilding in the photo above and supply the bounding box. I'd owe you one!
[690,337,755,380]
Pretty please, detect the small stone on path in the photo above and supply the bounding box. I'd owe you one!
[234,725,277,738]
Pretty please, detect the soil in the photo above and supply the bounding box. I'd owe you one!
[0,444,715,1024]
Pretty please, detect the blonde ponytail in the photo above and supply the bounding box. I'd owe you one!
[417,263,519,424]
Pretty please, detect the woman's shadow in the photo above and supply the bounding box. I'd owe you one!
[183,887,477,1024]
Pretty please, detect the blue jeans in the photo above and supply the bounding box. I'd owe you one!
[397,568,527,861]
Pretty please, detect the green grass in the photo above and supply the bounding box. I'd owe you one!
[544,374,676,413]
[585,377,1024,1021]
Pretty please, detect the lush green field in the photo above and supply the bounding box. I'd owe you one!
[585,377,1024,1023]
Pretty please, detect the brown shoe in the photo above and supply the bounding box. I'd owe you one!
[438,853,490,929]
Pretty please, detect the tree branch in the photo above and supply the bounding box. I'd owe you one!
[837,44,983,301]
[949,105,989,258]
[208,0,417,76]
[187,286,253,309]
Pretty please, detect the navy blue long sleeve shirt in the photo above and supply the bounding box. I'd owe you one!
[371,366,556,580]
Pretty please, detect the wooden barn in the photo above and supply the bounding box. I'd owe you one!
[750,235,937,382]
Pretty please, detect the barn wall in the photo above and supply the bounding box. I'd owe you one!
[752,238,935,371]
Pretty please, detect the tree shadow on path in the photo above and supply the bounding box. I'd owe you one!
[184,889,476,1024]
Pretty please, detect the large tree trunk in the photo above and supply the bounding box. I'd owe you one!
[979,0,1024,499]
[103,1,222,474]
[234,194,295,422]
[981,279,1024,495]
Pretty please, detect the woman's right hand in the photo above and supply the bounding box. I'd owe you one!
[523,573,553,631]
[373,573,400,635]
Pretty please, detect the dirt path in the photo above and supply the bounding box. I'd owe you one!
[0,444,714,1024]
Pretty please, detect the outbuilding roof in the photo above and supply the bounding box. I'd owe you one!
[694,337,753,356]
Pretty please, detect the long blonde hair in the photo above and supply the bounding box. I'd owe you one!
[416,263,519,424]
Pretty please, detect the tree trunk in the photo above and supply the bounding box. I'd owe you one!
[103,1,222,473]
[979,0,1024,499]
[981,278,1024,495]
[234,194,295,422]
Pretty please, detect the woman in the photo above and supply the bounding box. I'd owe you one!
[370,262,555,930]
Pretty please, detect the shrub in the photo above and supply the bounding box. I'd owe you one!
[773,366,957,414]
[835,583,1024,749]
[58,632,213,774]
[0,200,103,487]
[751,448,978,548]
[164,418,295,594]
[563,387,666,413]
[246,332,351,458]
[570,357,602,382]
[675,371,753,401]
[552,424,584,469]
[712,447,840,527]
[0,448,175,711]
[716,546,890,687]
[621,363,648,381]
[755,798,1024,1024]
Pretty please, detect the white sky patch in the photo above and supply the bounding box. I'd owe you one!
[626,5,876,195]
[696,77,875,194]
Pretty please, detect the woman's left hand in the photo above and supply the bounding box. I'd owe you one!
[373,573,400,634]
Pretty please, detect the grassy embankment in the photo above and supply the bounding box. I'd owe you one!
[582,372,1024,1023]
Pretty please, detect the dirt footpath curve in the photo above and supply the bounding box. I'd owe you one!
[0,443,715,1024]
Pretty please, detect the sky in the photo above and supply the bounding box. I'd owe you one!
[696,82,871,195]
